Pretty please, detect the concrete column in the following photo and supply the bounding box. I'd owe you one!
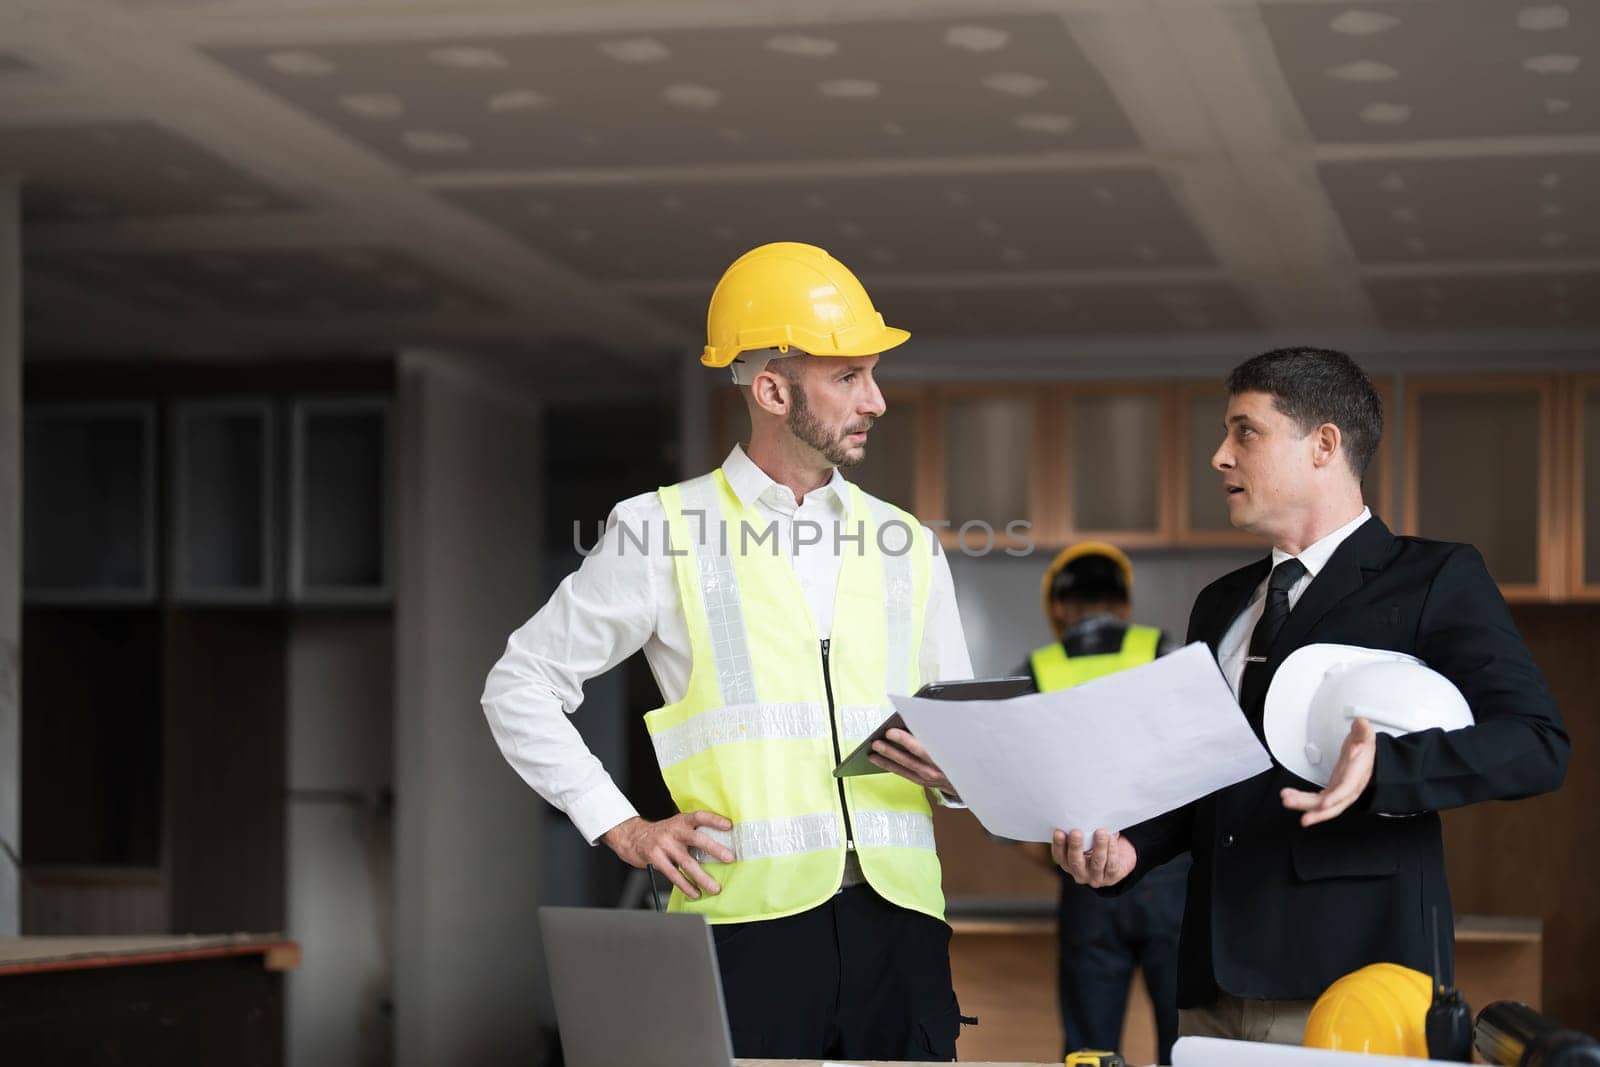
[1,179,21,935]
[392,351,546,1066]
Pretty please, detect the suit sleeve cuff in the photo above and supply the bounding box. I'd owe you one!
[1356,736,1390,814]
[569,782,641,846]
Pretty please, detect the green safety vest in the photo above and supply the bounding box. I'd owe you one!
[646,469,944,924]
[1029,624,1162,692]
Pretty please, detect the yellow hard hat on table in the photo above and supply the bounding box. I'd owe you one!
[702,242,909,378]
[1303,962,1433,1058]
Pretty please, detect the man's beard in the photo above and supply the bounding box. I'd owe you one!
[788,382,872,468]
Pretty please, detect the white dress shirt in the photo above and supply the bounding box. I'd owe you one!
[482,445,974,845]
[1217,508,1373,698]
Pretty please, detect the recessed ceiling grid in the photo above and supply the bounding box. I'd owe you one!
[4,0,1600,357]
[1261,0,1600,331]
[203,15,1141,171]
[1,121,303,223]
[27,247,503,317]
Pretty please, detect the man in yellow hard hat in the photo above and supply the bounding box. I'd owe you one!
[482,242,973,1061]
[1020,543,1186,1066]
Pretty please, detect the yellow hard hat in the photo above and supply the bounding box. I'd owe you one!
[701,242,910,369]
[1303,962,1433,1058]
[1040,542,1135,639]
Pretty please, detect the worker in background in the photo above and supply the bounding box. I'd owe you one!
[481,242,973,1062]
[1018,543,1186,1065]
[1055,347,1570,1046]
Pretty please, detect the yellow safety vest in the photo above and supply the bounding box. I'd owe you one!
[645,469,944,924]
[1029,624,1161,692]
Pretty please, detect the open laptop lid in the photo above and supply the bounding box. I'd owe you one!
[539,906,735,1067]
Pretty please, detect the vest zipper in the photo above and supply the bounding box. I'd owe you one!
[820,638,855,851]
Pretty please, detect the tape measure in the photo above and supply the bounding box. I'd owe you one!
[1065,1051,1124,1067]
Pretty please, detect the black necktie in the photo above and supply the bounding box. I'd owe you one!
[1239,558,1307,717]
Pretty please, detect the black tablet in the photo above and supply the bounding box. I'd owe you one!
[831,676,1034,778]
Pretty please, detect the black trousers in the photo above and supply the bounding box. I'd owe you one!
[711,884,961,1061]
[1057,857,1187,1065]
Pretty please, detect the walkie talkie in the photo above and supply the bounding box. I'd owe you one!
[1425,906,1474,1061]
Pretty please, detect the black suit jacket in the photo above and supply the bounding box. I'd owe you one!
[1116,516,1569,1006]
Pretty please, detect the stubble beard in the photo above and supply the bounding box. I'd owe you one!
[787,381,872,468]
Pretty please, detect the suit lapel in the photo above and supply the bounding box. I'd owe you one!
[1271,516,1394,656]
[1202,558,1270,652]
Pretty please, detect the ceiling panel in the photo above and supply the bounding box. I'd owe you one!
[4,122,304,223]
[1319,154,1600,262]
[644,280,1256,337]
[205,14,1137,172]
[29,248,503,317]
[444,169,1214,281]
[1262,1,1600,142]
[1367,271,1600,329]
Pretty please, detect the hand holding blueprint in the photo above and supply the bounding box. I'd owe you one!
[889,642,1272,842]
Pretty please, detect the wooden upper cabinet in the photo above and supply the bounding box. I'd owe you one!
[23,402,158,604]
[934,387,1041,550]
[1569,375,1600,600]
[1048,385,1174,547]
[1405,377,1557,600]
[289,398,392,605]
[169,399,275,604]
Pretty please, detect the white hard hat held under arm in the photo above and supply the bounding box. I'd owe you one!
[1264,643,1475,787]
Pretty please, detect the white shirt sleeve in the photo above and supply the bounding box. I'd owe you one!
[919,532,973,809]
[920,531,974,686]
[480,497,660,845]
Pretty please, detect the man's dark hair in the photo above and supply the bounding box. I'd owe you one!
[1051,555,1129,605]
[1226,347,1383,480]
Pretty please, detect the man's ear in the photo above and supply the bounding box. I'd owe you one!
[1310,422,1344,470]
[748,368,792,417]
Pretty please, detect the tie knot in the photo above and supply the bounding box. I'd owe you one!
[1270,558,1307,593]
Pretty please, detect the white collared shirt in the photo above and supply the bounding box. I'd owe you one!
[1217,507,1373,698]
[482,445,974,844]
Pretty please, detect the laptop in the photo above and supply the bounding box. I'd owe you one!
[539,906,735,1067]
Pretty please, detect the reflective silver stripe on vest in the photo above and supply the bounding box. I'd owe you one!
[839,702,891,742]
[690,812,842,864]
[680,475,758,707]
[865,495,916,694]
[853,809,937,852]
[651,701,831,769]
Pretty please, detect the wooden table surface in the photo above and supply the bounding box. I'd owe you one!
[0,933,301,976]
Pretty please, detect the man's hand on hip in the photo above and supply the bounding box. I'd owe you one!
[601,812,735,900]
[1053,828,1136,889]
[870,727,955,795]
[1280,716,1377,826]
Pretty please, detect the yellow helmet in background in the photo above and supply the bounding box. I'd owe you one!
[1040,542,1135,640]
[1303,962,1433,1059]
[701,242,910,370]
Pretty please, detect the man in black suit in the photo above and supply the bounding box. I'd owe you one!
[1053,347,1570,1045]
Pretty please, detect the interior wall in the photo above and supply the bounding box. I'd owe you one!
[393,351,547,1067]
[0,178,19,934]
[286,613,394,1067]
